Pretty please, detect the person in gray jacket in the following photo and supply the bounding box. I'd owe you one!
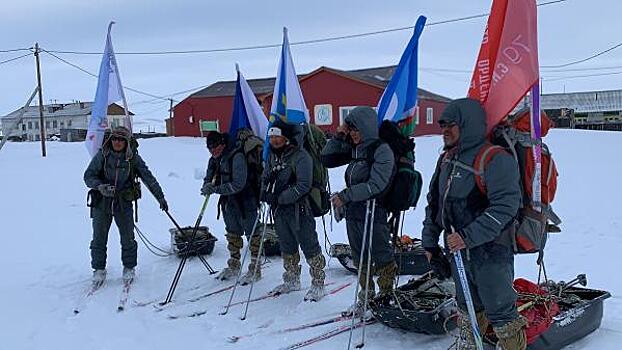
[421,98,526,350]
[84,126,167,285]
[201,131,262,284]
[321,106,397,316]
[261,120,326,302]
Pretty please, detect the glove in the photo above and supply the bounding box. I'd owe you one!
[97,184,115,197]
[158,197,168,212]
[260,192,278,207]
[201,183,216,196]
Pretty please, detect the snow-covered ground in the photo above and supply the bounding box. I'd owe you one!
[1,129,621,350]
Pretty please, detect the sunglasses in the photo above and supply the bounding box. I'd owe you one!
[438,120,458,129]
[111,136,126,142]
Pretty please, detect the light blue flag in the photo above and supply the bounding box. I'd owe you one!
[85,21,131,157]
[376,16,427,127]
[269,27,309,125]
[264,27,309,160]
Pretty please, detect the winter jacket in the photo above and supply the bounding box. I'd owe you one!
[421,98,521,250]
[262,125,312,208]
[84,140,164,212]
[203,137,251,197]
[321,106,395,207]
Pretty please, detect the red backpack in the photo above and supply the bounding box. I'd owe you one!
[472,110,561,255]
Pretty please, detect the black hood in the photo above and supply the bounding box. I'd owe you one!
[438,98,487,152]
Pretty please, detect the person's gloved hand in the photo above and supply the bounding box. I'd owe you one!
[97,184,115,197]
[201,183,216,196]
[261,192,278,207]
[158,197,169,212]
[425,246,452,280]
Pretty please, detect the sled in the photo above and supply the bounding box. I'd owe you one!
[169,226,217,256]
[370,273,458,335]
[328,239,431,276]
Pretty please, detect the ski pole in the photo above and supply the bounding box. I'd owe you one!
[357,199,376,349]
[453,248,484,350]
[347,199,371,350]
[161,195,211,305]
[240,203,271,321]
[220,203,264,316]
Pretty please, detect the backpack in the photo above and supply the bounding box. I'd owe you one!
[234,128,264,203]
[290,124,330,217]
[468,110,560,255]
[367,120,424,213]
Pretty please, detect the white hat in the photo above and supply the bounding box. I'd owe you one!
[268,127,283,137]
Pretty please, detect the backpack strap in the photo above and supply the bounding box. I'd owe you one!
[472,144,506,195]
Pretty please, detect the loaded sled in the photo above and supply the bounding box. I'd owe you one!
[369,273,610,349]
[328,236,431,276]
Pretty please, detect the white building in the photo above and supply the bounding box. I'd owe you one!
[1,102,132,141]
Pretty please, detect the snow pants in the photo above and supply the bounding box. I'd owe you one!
[345,201,394,268]
[450,241,519,328]
[222,199,259,238]
[273,203,321,259]
[90,201,136,270]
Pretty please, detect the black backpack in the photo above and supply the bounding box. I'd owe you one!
[367,120,423,213]
[234,128,264,203]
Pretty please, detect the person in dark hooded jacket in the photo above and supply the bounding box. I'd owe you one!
[321,106,397,316]
[421,98,526,350]
[84,126,167,285]
[201,130,262,284]
[261,120,327,302]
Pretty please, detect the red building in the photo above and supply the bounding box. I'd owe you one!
[170,65,451,137]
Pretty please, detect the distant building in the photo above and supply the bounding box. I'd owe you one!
[516,89,622,131]
[170,65,452,137]
[1,102,133,141]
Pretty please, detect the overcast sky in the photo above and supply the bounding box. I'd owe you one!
[2,0,621,131]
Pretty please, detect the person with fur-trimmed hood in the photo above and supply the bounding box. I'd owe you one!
[201,130,262,284]
[84,126,167,285]
[421,98,525,350]
[261,119,327,302]
[321,106,397,316]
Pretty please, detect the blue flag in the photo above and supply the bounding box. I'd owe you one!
[264,27,308,160]
[229,65,269,138]
[377,16,427,126]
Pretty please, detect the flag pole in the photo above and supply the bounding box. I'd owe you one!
[107,22,132,132]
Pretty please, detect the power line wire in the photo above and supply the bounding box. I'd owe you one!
[541,41,622,69]
[544,70,622,82]
[43,50,170,101]
[0,52,33,65]
[42,0,567,56]
[0,47,32,54]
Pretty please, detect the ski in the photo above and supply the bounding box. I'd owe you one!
[133,283,204,308]
[73,280,105,315]
[228,313,352,343]
[187,284,235,302]
[117,278,133,312]
[168,280,352,320]
[280,319,376,350]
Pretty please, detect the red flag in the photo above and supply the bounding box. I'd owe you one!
[468,0,539,134]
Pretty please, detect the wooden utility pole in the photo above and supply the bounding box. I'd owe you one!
[34,43,47,157]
